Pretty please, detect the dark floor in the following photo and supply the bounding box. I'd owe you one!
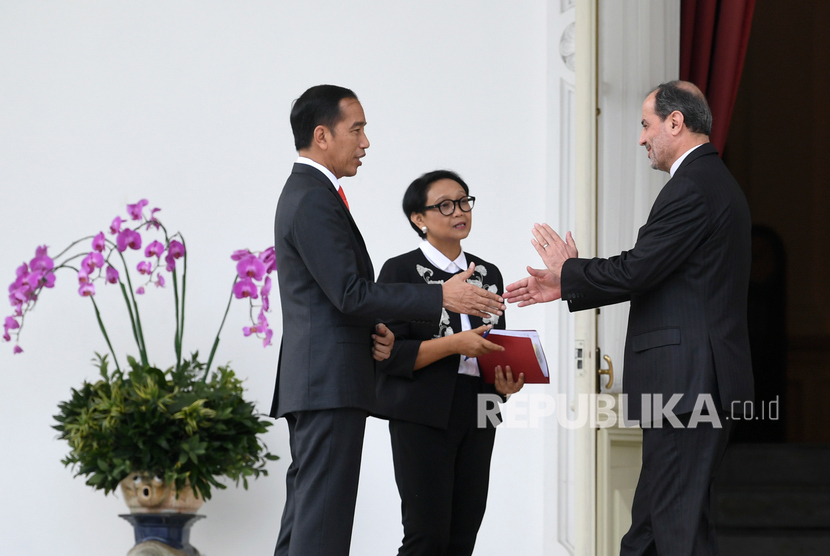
[714,444,830,555]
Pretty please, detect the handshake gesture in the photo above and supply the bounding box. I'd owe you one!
[504,223,578,306]
[441,262,505,318]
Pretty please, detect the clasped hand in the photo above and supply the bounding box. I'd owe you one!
[372,322,394,361]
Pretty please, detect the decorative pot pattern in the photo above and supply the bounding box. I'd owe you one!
[120,472,204,514]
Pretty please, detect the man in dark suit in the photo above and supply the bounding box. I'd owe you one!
[504,81,753,555]
[271,85,505,556]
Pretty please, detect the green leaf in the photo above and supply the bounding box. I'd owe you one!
[54,355,279,497]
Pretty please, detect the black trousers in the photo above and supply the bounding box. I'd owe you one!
[389,375,497,556]
[275,408,367,556]
[620,412,733,556]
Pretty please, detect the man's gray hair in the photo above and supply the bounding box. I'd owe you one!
[651,81,713,135]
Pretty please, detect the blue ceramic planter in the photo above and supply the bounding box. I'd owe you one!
[120,513,205,556]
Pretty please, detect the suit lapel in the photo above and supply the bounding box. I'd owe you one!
[291,164,374,277]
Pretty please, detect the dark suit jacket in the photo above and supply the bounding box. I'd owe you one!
[561,143,753,421]
[270,164,443,418]
[373,249,504,430]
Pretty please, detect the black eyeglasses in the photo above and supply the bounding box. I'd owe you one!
[424,196,476,216]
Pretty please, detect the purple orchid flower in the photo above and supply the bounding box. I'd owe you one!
[149,207,161,229]
[110,216,124,235]
[92,232,106,252]
[145,240,165,259]
[168,240,185,258]
[164,240,185,271]
[4,316,19,332]
[236,255,266,281]
[230,249,252,261]
[243,310,269,338]
[9,287,28,305]
[127,199,149,221]
[137,261,153,275]
[136,286,145,295]
[106,266,120,284]
[259,247,276,273]
[81,252,105,274]
[13,345,22,354]
[233,278,258,299]
[116,229,142,252]
[263,328,273,347]
[41,271,56,289]
[155,273,165,288]
[10,267,36,299]
[78,283,95,297]
[25,271,44,291]
[30,248,54,273]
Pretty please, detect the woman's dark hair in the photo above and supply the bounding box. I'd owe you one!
[402,170,470,239]
[290,85,358,151]
[651,81,712,135]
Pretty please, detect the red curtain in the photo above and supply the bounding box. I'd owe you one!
[680,0,756,155]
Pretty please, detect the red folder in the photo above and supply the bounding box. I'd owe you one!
[477,330,550,384]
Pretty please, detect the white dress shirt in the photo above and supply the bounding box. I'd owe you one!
[419,240,480,377]
[670,144,704,177]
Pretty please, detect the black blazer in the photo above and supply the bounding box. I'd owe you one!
[374,249,504,429]
[561,143,754,421]
[270,164,442,418]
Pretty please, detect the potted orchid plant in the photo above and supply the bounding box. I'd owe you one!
[3,199,278,507]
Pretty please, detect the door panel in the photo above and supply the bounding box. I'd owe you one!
[594,1,679,554]
[597,0,679,396]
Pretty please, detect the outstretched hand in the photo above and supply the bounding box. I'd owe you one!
[531,224,578,274]
[504,224,578,307]
[504,266,561,306]
[442,263,505,318]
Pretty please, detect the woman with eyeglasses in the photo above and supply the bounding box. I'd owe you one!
[375,169,524,556]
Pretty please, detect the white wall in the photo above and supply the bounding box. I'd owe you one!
[0,2,574,554]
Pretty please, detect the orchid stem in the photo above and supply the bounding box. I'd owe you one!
[89,296,121,372]
[115,249,147,366]
[172,267,181,371]
[52,236,97,261]
[156,224,183,372]
[205,278,238,380]
[119,282,142,359]
[179,236,187,366]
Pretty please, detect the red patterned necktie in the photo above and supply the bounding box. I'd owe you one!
[338,186,350,210]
